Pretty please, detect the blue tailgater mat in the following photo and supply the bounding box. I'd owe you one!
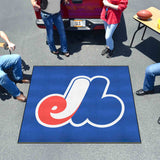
[18,66,141,143]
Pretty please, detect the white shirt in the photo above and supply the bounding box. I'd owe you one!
[42,0,60,14]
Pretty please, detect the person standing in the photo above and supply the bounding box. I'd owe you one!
[100,0,128,58]
[31,0,70,57]
[0,31,30,102]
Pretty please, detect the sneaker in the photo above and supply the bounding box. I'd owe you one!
[136,89,154,96]
[157,117,160,124]
[106,49,113,58]
[101,47,109,56]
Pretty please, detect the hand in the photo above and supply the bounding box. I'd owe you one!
[8,42,16,51]
[64,0,69,4]
[103,0,111,7]
[32,1,41,11]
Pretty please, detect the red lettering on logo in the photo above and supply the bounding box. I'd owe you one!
[37,96,75,126]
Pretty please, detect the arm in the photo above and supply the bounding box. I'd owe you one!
[0,31,15,51]
[103,0,118,10]
[118,0,128,11]
[103,0,128,11]
[63,0,70,4]
[31,0,41,11]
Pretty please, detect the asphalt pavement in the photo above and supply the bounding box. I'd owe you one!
[0,0,160,160]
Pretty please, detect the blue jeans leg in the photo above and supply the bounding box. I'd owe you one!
[0,70,20,97]
[143,63,160,91]
[41,12,57,52]
[41,12,68,53]
[0,54,22,97]
[103,21,118,50]
[53,13,68,53]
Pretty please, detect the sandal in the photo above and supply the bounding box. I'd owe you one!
[63,52,70,57]
[51,51,59,55]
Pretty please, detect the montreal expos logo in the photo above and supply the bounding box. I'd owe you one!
[35,76,125,128]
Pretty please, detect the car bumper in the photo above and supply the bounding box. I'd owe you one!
[36,19,104,30]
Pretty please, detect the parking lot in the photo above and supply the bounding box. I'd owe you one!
[0,0,160,159]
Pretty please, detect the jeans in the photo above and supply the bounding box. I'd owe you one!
[143,63,160,91]
[103,21,118,50]
[41,11,68,53]
[0,54,23,97]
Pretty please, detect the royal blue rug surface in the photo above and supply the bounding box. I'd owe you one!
[19,66,141,143]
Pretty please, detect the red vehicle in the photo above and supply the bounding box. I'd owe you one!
[33,0,104,30]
